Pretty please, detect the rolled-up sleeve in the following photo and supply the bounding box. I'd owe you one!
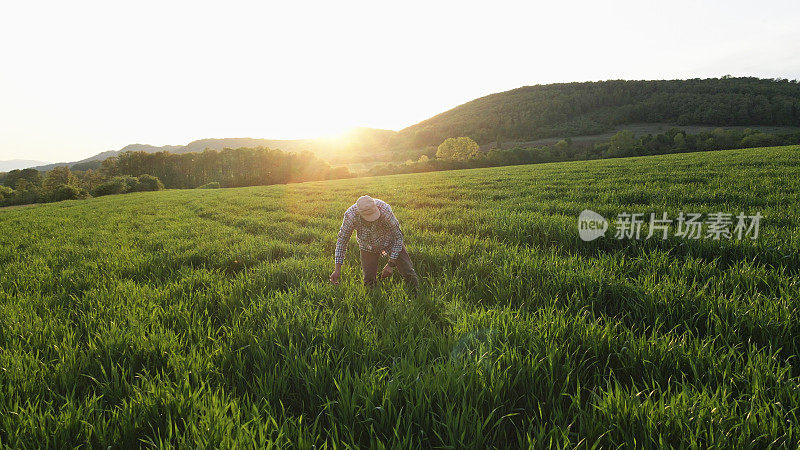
[334,210,356,265]
[384,205,404,260]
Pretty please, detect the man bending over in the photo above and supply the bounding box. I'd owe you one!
[330,195,418,288]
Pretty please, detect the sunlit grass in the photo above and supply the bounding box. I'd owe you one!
[1,146,799,447]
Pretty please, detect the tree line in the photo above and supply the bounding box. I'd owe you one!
[371,128,800,176]
[0,147,352,207]
[0,167,166,207]
[100,147,350,189]
[2,130,797,207]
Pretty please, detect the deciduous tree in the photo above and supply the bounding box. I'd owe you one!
[436,137,479,160]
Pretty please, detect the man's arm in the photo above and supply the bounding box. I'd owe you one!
[331,209,355,284]
[384,204,404,262]
[335,210,356,265]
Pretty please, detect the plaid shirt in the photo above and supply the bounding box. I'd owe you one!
[334,199,404,265]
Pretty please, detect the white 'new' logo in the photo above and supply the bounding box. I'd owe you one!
[578,209,608,241]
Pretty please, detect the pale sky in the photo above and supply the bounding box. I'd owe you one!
[1,0,799,162]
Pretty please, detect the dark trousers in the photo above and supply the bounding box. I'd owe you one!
[360,246,419,287]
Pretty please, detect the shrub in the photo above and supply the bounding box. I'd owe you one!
[47,184,90,202]
[740,132,778,148]
[92,178,128,197]
[607,130,637,158]
[92,175,164,196]
[0,185,13,203]
[198,182,221,189]
[1,179,42,205]
[119,176,141,192]
[436,137,479,160]
[6,186,41,205]
[136,174,164,192]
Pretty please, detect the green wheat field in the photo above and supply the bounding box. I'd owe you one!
[2,146,800,448]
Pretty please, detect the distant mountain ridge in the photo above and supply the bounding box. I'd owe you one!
[11,77,800,172]
[0,159,51,172]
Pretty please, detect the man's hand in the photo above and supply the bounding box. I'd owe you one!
[381,264,393,279]
[330,266,341,285]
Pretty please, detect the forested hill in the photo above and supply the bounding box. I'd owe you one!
[392,77,800,149]
[20,77,800,170]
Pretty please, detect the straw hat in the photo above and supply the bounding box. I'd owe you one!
[356,195,381,222]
